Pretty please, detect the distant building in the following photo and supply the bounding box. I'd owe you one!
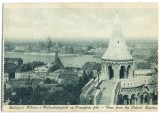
[4,63,18,80]
[4,70,9,82]
[15,70,35,79]
[81,46,88,54]
[5,58,23,66]
[34,65,50,79]
[14,45,30,52]
[90,47,106,57]
[45,69,62,81]
[58,67,83,86]
[73,47,82,54]
[15,64,53,80]
[47,37,52,53]
[15,64,33,79]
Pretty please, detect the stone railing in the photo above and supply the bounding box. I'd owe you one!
[81,79,94,93]
[120,76,152,88]
[110,81,121,105]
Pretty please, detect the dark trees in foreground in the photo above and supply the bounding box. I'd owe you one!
[8,80,87,105]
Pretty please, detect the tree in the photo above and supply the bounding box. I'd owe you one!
[12,86,33,105]
[45,90,76,105]
[88,70,93,79]
[83,70,89,84]
[44,78,52,84]
[25,76,32,85]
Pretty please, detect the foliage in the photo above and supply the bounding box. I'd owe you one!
[45,90,76,105]
[44,78,52,84]
[8,75,87,105]
[4,89,11,101]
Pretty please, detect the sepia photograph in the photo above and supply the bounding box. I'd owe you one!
[2,2,158,112]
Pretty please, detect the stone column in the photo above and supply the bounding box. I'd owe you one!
[104,63,107,75]
[142,94,145,104]
[149,97,153,105]
[148,94,153,105]
[113,65,120,80]
[106,63,109,80]
[103,62,106,75]
[137,95,141,105]
[134,97,137,105]
[128,64,134,79]
[102,62,104,74]
[124,69,128,79]
[124,99,127,105]
[128,97,131,105]
[132,97,137,105]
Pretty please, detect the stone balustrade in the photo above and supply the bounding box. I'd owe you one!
[110,81,121,105]
[120,76,152,88]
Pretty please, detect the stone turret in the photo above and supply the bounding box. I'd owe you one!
[101,11,134,81]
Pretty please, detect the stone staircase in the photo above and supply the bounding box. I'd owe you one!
[100,97,111,105]
[99,80,120,105]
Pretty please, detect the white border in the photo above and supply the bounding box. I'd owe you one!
[0,0,159,113]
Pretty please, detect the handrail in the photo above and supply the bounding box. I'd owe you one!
[110,81,121,105]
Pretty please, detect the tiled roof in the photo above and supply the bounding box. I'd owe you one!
[54,57,64,68]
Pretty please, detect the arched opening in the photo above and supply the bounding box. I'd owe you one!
[153,90,158,104]
[118,94,124,105]
[123,95,129,105]
[120,66,125,79]
[141,92,148,104]
[127,65,131,78]
[108,66,114,80]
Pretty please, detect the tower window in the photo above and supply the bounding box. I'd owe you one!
[118,41,119,44]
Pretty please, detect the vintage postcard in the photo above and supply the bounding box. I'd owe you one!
[2,3,158,112]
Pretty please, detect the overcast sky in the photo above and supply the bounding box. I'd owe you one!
[3,3,158,41]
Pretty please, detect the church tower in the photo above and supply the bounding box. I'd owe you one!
[54,42,64,68]
[47,36,52,53]
[101,11,134,80]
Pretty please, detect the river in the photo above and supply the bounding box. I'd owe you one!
[5,52,101,67]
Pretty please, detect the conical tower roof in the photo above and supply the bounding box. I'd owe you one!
[54,42,64,68]
[54,57,64,68]
[101,11,133,61]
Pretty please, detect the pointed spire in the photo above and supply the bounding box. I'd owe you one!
[54,42,64,68]
[112,10,123,38]
[115,10,120,25]
[55,42,59,60]
[47,36,52,53]
[101,10,133,61]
